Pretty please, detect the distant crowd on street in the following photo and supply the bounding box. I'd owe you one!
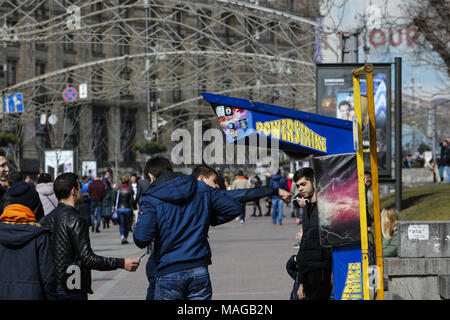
[403,137,450,183]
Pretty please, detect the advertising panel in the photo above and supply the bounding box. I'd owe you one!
[314,153,361,247]
[316,64,391,176]
[203,93,356,157]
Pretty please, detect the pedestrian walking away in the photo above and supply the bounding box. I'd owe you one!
[0,181,56,300]
[133,157,245,300]
[230,170,251,223]
[250,175,263,217]
[88,174,107,233]
[35,173,58,216]
[39,173,140,300]
[115,175,136,244]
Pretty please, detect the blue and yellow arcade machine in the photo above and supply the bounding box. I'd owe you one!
[202,63,384,300]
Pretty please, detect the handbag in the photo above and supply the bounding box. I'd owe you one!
[112,190,120,222]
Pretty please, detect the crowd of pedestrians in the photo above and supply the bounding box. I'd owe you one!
[403,137,450,183]
[0,144,404,301]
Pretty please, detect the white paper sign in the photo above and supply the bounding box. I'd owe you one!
[408,224,429,240]
[79,83,88,99]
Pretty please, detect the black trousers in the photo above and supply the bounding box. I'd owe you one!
[252,200,262,215]
[301,268,332,300]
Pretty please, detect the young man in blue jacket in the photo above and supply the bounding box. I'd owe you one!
[140,164,292,300]
[134,159,292,300]
[134,157,246,300]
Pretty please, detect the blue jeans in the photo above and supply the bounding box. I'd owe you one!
[118,208,133,238]
[90,201,102,228]
[56,290,88,300]
[272,198,284,224]
[445,166,450,182]
[154,266,212,300]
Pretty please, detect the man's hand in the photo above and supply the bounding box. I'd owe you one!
[297,283,305,299]
[278,189,292,204]
[124,258,140,272]
[296,197,309,208]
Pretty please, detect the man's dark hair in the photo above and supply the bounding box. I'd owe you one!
[192,164,218,180]
[143,156,173,180]
[37,173,53,184]
[338,100,351,110]
[293,167,314,184]
[236,170,244,176]
[7,171,24,186]
[364,171,371,176]
[0,148,5,158]
[54,172,80,201]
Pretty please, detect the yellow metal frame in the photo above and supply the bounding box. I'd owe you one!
[352,63,384,300]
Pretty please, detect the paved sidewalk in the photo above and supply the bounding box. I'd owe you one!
[89,205,300,300]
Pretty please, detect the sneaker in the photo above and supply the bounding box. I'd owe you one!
[121,238,128,245]
[240,220,245,224]
[292,243,300,249]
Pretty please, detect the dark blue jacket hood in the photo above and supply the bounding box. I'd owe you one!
[0,222,48,247]
[144,172,197,205]
[271,174,282,181]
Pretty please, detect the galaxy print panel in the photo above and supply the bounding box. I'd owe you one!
[315,153,361,247]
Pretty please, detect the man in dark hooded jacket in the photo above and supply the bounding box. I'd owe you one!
[134,157,245,300]
[0,181,56,300]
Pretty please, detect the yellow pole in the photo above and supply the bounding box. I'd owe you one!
[352,69,370,301]
[365,65,385,300]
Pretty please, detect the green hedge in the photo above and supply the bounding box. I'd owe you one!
[0,132,19,147]
[132,141,167,155]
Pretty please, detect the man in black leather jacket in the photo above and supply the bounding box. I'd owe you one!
[40,173,140,300]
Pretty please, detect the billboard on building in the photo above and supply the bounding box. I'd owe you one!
[82,161,97,180]
[44,150,74,177]
[316,63,391,177]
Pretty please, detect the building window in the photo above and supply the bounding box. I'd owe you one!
[120,107,136,165]
[65,64,74,86]
[63,106,79,149]
[35,41,47,50]
[7,59,17,86]
[92,68,103,94]
[63,33,75,52]
[92,106,108,167]
[35,62,46,76]
[92,34,103,55]
[119,29,130,56]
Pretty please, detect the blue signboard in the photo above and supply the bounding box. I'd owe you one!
[201,93,356,157]
[332,244,363,300]
[3,93,24,113]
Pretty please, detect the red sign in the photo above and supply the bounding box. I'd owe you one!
[62,87,78,102]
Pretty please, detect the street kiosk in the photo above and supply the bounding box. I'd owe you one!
[201,63,384,300]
